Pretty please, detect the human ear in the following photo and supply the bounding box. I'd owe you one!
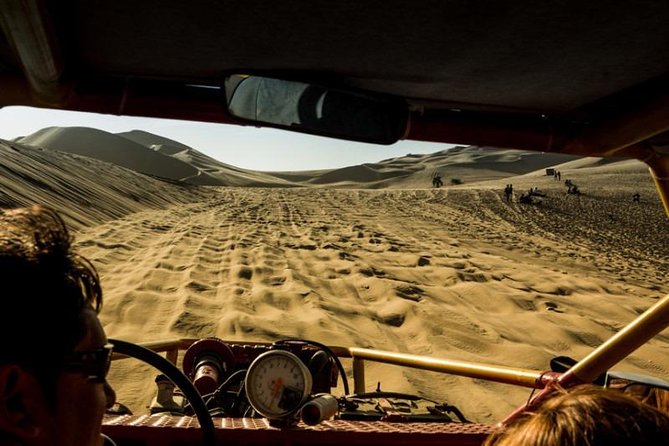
[0,365,41,439]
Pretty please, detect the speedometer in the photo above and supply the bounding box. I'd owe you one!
[245,350,313,420]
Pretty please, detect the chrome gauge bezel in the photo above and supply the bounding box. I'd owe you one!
[245,349,313,419]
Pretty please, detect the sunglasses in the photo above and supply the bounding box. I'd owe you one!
[607,377,669,410]
[61,343,114,383]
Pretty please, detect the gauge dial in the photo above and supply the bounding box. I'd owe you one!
[245,350,313,419]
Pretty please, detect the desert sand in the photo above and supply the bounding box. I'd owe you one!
[2,128,669,423]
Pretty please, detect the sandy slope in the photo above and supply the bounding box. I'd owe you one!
[3,133,668,423]
[81,182,667,423]
[0,139,209,229]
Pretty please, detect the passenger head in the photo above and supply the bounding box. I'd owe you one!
[486,385,669,446]
[0,206,115,446]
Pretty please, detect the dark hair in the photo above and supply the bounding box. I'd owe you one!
[0,206,103,401]
[485,385,669,446]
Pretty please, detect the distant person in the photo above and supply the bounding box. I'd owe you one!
[557,171,561,181]
[432,173,443,188]
[0,206,116,446]
[529,187,546,198]
[504,184,513,202]
[519,193,533,204]
[484,385,669,446]
[564,179,580,195]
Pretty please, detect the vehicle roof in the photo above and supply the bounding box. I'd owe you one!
[1,1,669,158]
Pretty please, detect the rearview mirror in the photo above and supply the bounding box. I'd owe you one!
[224,74,408,144]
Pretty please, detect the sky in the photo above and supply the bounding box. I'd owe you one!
[0,106,455,171]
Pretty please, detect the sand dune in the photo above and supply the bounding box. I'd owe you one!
[18,127,297,187]
[0,139,209,229]
[19,127,202,181]
[3,131,669,424]
[17,127,593,188]
[297,146,582,188]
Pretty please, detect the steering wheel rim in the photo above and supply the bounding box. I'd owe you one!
[108,338,217,446]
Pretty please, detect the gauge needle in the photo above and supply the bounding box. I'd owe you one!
[270,378,283,406]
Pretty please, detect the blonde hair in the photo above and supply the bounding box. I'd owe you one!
[485,385,669,446]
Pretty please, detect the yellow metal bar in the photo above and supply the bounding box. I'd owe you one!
[114,338,545,389]
[111,338,197,361]
[648,155,669,218]
[352,358,366,393]
[136,338,199,352]
[349,347,545,388]
[165,349,179,365]
[561,293,669,384]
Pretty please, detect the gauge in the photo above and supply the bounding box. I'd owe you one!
[245,350,313,419]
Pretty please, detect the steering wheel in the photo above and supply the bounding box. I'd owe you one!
[109,338,217,446]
